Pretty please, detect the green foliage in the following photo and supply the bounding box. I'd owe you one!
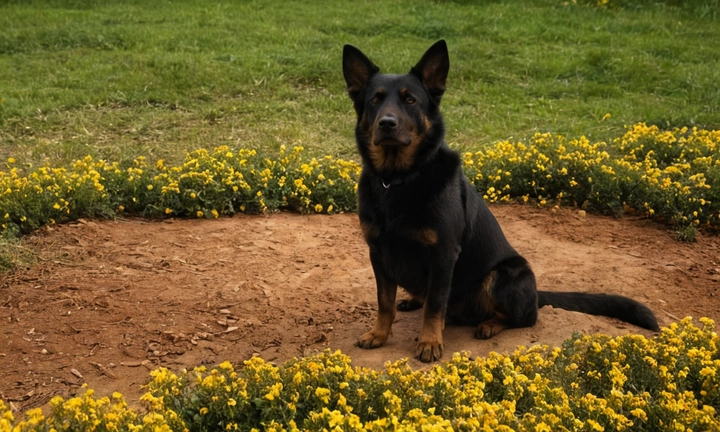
[2,318,718,431]
[570,0,719,19]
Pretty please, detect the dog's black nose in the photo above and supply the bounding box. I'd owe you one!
[378,113,398,130]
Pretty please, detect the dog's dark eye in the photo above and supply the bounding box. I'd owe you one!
[370,97,379,105]
[406,97,416,105]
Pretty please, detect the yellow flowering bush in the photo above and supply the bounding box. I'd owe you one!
[0,155,114,237]
[1,145,361,236]
[465,123,720,238]
[0,385,182,432]
[3,318,717,431]
[1,123,719,240]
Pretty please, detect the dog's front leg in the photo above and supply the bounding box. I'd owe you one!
[416,264,454,363]
[356,252,397,349]
[416,301,445,362]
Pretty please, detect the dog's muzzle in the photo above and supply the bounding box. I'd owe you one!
[374,113,411,146]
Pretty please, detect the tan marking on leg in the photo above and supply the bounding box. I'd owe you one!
[416,308,444,362]
[356,282,397,349]
[356,311,394,349]
[472,271,507,339]
[478,271,497,315]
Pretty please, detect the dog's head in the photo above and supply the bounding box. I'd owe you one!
[342,40,449,175]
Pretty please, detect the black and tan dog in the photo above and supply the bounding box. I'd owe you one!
[342,40,659,363]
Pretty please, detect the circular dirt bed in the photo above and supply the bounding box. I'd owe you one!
[2,204,720,410]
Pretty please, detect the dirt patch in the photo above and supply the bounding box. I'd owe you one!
[2,205,720,411]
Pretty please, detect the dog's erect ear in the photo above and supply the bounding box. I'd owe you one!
[343,44,379,101]
[410,40,450,103]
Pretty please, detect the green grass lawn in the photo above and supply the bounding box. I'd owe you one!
[1,0,718,167]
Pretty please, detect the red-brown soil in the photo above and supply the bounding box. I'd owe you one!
[2,205,719,411]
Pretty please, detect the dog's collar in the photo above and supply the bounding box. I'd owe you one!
[381,178,403,188]
[380,171,420,189]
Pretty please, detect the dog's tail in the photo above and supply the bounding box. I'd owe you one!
[537,291,660,332]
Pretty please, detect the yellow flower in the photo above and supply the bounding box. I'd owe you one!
[586,419,604,431]
[315,387,331,404]
[629,408,647,422]
[535,423,552,432]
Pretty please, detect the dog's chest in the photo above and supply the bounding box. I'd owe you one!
[363,204,444,294]
[372,235,432,294]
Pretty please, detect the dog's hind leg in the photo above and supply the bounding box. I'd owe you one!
[474,257,539,340]
[475,316,509,339]
[397,296,424,311]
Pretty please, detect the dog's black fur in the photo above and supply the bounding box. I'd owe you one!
[343,40,660,363]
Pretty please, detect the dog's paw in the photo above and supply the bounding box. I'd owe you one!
[355,330,388,349]
[415,341,443,363]
[474,324,495,340]
[474,319,506,340]
[396,299,423,312]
